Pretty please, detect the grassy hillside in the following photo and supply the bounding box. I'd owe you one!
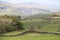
[21,19,60,32]
[0,31,60,40]
[0,16,60,40]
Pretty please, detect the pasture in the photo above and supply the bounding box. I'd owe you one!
[0,19,60,40]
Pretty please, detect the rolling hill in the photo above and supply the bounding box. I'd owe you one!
[0,1,60,19]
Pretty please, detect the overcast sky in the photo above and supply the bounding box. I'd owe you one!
[1,0,60,5]
[1,0,60,11]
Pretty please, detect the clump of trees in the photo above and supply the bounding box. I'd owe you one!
[0,15,24,34]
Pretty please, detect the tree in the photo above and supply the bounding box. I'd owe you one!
[0,15,24,34]
[12,20,25,30]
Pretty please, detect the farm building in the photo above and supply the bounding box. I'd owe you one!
[51,12,60,19]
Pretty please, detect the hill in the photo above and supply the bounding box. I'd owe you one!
[0,1,60,19]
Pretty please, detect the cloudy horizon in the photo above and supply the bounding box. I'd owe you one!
[1,0,60,5]
[0,0,60,12]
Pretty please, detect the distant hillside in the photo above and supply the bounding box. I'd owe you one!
[0,1,60,19]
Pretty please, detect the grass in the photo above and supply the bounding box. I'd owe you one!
[0,31,60,40]
[21,19,60,32]
[0,19,60,40]
[0,35,60,40]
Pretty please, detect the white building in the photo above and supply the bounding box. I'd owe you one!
[51,12,60,19]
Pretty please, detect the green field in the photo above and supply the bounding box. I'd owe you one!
[0,19,60,40]
[0,31,60,40]
[21,19,60,32]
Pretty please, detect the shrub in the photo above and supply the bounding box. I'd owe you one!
[0,15,24,34]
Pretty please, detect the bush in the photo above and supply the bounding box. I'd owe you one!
[0,16,24,34]
[12,20,25,30]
